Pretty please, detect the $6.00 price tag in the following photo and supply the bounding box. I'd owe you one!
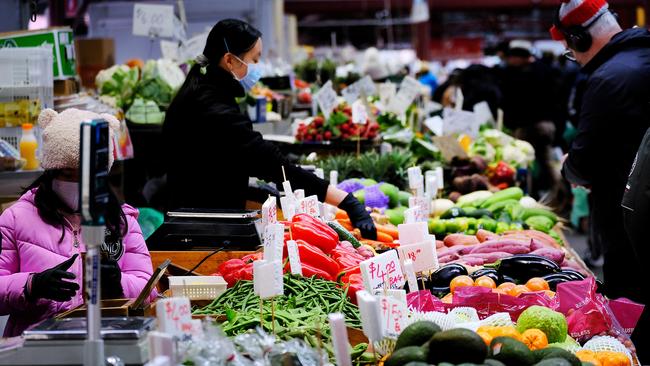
[133,3,174,38]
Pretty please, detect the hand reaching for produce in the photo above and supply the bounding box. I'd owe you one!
[338,192,377,240]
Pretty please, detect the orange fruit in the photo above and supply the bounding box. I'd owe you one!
[497,282,516,291]
[474,276,497,289]
[576,350,602,366]
[477,330,494,346]
[595,351,631,366]
[493,288,509,295]
[450,275,474,293]
[490,326,522,341]
[526,277,550,291]
[520,329,548,350]
[441,292,453,304]
[509,285,531,297]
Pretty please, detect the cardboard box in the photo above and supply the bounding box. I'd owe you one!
[75,38,115,89]
[0,27,75,80]
[54,79,78,96]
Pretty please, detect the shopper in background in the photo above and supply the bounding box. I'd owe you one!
[552,0,650,357]
[496,40,561,199]
[0,108,157,337]
[163,19,376,239]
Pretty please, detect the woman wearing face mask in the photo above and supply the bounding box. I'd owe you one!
[163,19,376,239]
[0,108,156,337]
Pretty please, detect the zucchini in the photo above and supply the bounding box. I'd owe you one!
[440,207,466,220]
[480,187,524,209]
[519,207,558,224]
[486,199,519,214]
[465,208,493,219]
[327,221,362,248]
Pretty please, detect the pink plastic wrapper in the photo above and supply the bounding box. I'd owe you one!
[407,290,446,313]
[450,286,554,320]
[608,298,645,336]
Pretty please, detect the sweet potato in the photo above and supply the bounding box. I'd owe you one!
[453,257,485,266]
[476,229,498,243]
[522,230,561,248]
[469,240,531,255]
[530,248,565,264]
[444,233,480,247]
[529,238,546,252]
[461,251,513,264]
[436,240,445,249]
[446,244,480,255]
[438,253,460,263]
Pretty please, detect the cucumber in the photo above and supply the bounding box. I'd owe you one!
[519,207,558,224]
[480,187,524,209]
[327,221,361,248]
[487,199,520,214]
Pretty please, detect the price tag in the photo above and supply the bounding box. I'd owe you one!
[473,101,495,125]
[424,115,444,136]
[360,250,405,291]
[178,31,209,61]
[156,297,193,337]
[379,295,408,338]
[359,75,377,96]
[408,196,429,222]
[294,189,305,201]
[435,167,444,190]
[263,223,285,262]
[253,260,284,299]
[315,168,324,179]
[407,166,423,190]
[298,195,320,218]
[280,196,296,221]
[133,3,175,38]
[352,100,368,124]
[356,291,383,341]
[379,83,396,107]
[432,135,468,162]
[261,196,277,228]
[341,80,361,106]
[328,313,352,366]
[286,240,302,275]
[442,108,480,139]
[387,76,420,115]
[330,170,338,186]
[455,87,465,111]
[398,222,429,246]
[315,80,338,120]
[403,260,418,293]
[160,40,179,61]
[403,207,417,224]
[282,180,294,201]
[398,239,439,273]
[147,331,177,362]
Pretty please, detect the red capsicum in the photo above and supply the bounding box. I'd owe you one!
[290,214,338,254]
[236,263,254,281]
[282,240,340,277]
[342,273,364,305]
[300,263,334,281]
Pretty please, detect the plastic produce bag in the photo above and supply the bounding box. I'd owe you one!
[451,286,554,320]
[608,298,645,337]
[407,290,446,313]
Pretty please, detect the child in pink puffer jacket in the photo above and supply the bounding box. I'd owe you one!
[0,108,156,337]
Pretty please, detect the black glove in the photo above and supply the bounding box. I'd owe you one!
[27,254,80,302]
[338,193,377,240]
[101,257,124,299]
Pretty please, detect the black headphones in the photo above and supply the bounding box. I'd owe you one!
[553,9,612,53]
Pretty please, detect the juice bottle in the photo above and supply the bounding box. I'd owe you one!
[20,123,39,170]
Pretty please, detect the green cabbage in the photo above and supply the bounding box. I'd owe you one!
[95,65,139,109]
[135,60,185,108]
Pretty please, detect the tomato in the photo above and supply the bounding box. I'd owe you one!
[526,277,550,291]
[450,275,474,293]
[509,284,531,297]
[474,276,497,289]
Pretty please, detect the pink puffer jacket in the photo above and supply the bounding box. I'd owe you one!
[0,189,156,337]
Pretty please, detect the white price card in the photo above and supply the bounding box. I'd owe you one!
[329,313,352,366]
[330,170,338,186]
[179,32,209,61]
[261,196,277,228]
[298,195,320,218]
[407,166,423,190]
[315,168,324,179]
[294,189,305,201]
[408,196,429,223]
[403,207,417,224]
[156,297,193,337]
[359,75,377,96]
[254,260,284,299]
[403,260,418,293]
[435,167,444,189]
[398,239,439,273]
[341,80,361,106]
[263,223,284,262]
[315,80,338,120]
[352,99,368,125]
[442,108,480,139]
[379,295,408,338]
[387,76,420,115]
[280,196,296,221]
[356,291,383,341]
[473,101,495,125]
[379,83,397,106]
[286,240,302,275]
[282,180,294,201]
[360,250,405,291]
[160,40,179,61]
[398,222,429,246]
[133,3,175,38]
[424,115,444,136]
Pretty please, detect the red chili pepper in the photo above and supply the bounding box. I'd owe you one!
[236,263,254,281]
[291,221,338,254]
[282,240,340,277]
[300,263,334,281]
[217,259,245,276]
[241,252,263,263]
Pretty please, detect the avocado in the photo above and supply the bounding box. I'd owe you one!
[398,191,412,206]
[386,206,407,226]
[533,358,572,366]
[395,321,441,350]
[379,183,400,208]
[384,346,427,366]
[489,337,535,366]
[353,189,365,205]
[484,360,507,366]
[403,363,429,366]
[532,348,581,366]
[428,328,488,365]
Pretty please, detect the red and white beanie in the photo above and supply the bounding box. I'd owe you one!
[550,0,610,41]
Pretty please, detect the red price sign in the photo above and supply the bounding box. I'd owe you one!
[156,298,193,336]
[379,295,407,338]
[298,195,320,218]
[360,250,406,290]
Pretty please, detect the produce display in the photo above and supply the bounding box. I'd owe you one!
[296,106,380,142]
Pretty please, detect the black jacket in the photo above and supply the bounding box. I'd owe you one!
[163,66,329,209]
[563,28,650,206]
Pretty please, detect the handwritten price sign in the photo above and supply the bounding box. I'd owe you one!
[263,223,284,262]
[360,250,405,291]
[297,195,320,218]
[132,4,174,38]
[408,196,430,223]
[156,297,193,337]
[262,196,277,228]
[315,80,338,120]
[379,295,408,338]
[398,239,439,273]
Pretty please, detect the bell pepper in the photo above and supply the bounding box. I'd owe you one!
[283,240,340,277]
[236,263,254,281]
[217,259,245,275]
[241,252,263,263]
[342,272,365,305]
[301,263,334,281]
[338,265,361,283]
[290,214,338,254]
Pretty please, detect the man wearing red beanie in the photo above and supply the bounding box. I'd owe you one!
[553,0,650,358]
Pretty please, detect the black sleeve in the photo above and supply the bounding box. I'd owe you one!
[562,76,616,185]
[201,97,329,201]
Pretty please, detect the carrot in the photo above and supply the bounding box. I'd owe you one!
[376,231,395,243]
[361,239,397,249]
[335,210,349,220]
[376,224,399,240]
[337,219,354,231]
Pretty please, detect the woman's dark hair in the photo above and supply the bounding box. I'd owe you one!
[24,170,127,243]
[169,19,262,109]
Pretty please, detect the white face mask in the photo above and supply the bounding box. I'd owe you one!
[52,179,79,212]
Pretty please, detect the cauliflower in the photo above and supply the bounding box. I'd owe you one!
[514,139,535,164]
[469,138,496,162]
[517,306,568,344]
[482,129,513,147]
